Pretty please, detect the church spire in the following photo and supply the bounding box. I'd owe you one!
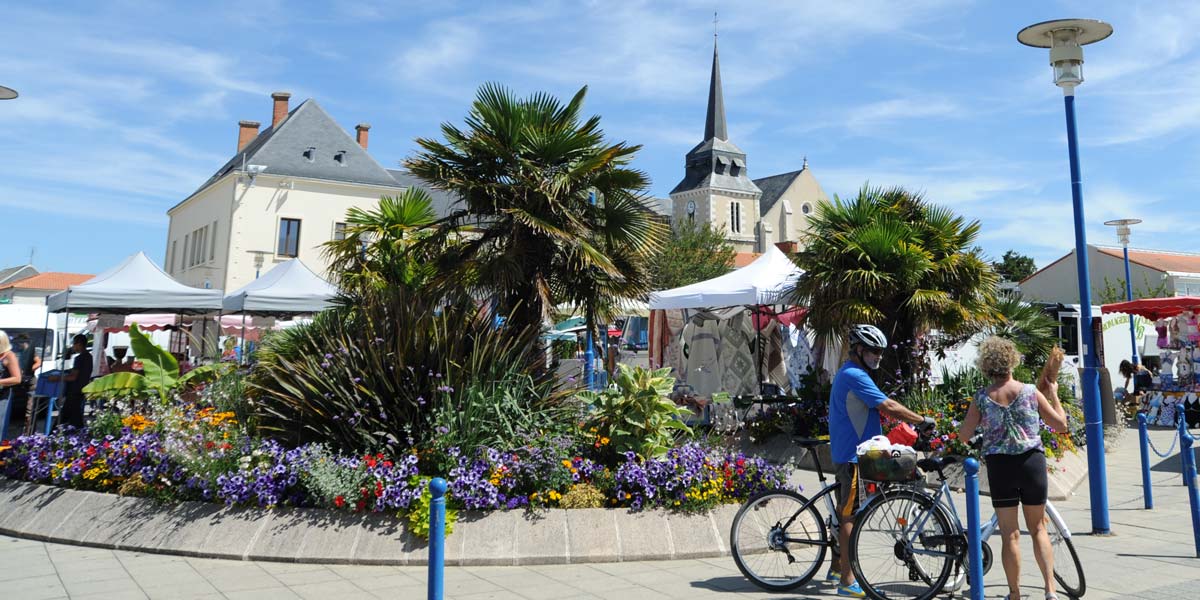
[704,39,728,142]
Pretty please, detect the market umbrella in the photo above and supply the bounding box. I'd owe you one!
[1100,296,1200,320]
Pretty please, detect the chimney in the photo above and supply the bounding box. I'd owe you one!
[237,120,260,152]
[355,123,371,150]
[774,241,798,254]
[271,91,291,128]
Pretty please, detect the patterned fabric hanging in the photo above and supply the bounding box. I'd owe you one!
[719,312,757,396]
[783,323,814,391]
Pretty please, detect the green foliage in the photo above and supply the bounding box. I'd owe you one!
[789,185,1000,390]
[987,292,1060,366]
[559,483,606,509]
[578,364,692,458]
[201,370,255,435]
[425,371,585,469]
[649,221,736,290]
[1096,274,1172,304]
[247,285,572,454]
[88,409,125,439]
[407,478,457,539]
[992,250,1037,282]
[83,323,233,404]
[322,188,442,294]
[405,83,666,333]
[299,445,369,507]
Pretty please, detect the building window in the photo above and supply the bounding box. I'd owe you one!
[334,150,347,166]
[210,221,218,261]
[333,222,347,241]
[278,218,302,257]
[183,233,190,268]
[730,201,741,234]
[170,240,177,274]
[303,147,315,162]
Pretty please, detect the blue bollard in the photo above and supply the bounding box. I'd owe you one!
[964,458,984,600]
[1180,412,1190,487]
[428,477,447,600]
[1181,431,1200,558]
[1138,413,1153,509]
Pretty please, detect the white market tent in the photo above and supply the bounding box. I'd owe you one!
[222,258,338,317]
[648,245,802,310]
[46,252,224,314]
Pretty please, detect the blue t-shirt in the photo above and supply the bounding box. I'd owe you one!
[829,361,889,464]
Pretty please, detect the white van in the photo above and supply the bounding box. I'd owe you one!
[0,304,89,375]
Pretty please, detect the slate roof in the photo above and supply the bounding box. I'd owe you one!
[753,169,805,217]
[188,99,405,201]
[0,265,37,286]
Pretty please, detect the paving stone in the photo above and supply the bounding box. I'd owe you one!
[616,510,672,561]
[458,508,521,566]
[140,502,229,559]
[664,510,723,559]
[564,508,619,563]
[510,509,568,566]
[222,587,303,600]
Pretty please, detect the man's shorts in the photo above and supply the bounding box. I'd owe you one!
[834,462,860,521]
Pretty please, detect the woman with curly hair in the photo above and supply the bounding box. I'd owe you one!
[959,336,1068,600]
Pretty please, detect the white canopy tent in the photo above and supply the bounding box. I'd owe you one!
[648,245,802,310]
[222,258,338,317]
[46,252,223,314]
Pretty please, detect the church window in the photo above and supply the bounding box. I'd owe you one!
[730,201,741,234]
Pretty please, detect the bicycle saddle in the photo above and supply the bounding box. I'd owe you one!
[917,455,958,473]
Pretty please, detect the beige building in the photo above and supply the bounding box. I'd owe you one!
[669,42,828,256]
[1019,244,1200,304]
[166,92,454,292]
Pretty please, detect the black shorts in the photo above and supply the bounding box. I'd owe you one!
[985,449,1047,509]
[835,462,860,521]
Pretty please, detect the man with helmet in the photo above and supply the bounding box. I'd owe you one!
[829,324,934,597]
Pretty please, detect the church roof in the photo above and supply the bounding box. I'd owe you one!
[671,169,762,195]
[705,41,728,142]
[753,168,806,216]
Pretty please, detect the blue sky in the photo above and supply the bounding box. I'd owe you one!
[1,0,1199,277]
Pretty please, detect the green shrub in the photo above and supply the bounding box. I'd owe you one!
[248,286,574,454]
[578,364,692,458]
[299,445,369,507]
[559,483,606,509]
[407,478,457,539]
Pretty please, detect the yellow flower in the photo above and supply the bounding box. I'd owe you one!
[561,459,572,468]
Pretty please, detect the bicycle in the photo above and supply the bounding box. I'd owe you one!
[849,448,1085,600]
[729,437,845,591]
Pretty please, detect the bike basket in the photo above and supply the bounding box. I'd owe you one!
[857,448,919,482]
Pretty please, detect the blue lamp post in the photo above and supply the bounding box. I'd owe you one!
[1019,18,1114,535]
[1105,218,1143,365]
[584,190,597,390]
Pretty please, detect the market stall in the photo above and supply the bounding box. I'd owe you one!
[222,258,337,362]
[1102,296,1200,426]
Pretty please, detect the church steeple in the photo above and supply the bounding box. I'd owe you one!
[704,41,728,142]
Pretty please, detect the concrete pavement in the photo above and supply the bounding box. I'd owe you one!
[1,423,1197,599]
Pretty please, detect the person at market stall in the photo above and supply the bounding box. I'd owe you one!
[958,336,1068,600]
[828,324,934,598]
[46,334,91,429]
[109,346,134,373]
[10,334,41,425]
[1119,359,1153,413]
[0,331,23,396]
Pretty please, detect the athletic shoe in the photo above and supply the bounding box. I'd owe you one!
[837,582,866,597]
[825,568,840,582]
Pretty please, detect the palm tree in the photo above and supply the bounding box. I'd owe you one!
[405,83,665,334]
[322,188,441,294]
[988,291,1060,365]
[789,185,999,391]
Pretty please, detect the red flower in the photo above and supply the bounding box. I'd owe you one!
[355,500,366,512]
[334,495,346,508]
[735,457,746,468]
[205,441,215,450]
[102,441,110,449]
[375,481,384,498]
[382,461,393,468]
[364,456,377,468]
[85,446,97,456]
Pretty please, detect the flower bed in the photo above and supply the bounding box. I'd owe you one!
[0,406,789,535]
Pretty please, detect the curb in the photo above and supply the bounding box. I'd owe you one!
[0,479,740,566]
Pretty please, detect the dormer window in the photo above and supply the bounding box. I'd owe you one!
[715,155,729,174]
[334,150,347,166]
[303,147,315,161]
[731,157,745,177]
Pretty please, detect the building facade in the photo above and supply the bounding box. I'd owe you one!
[669,42,828,255]
[0,272,93,305]
[1019,244,1200,304]
[166,92,455,292]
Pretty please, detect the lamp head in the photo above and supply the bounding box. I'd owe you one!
[1018,19,1113,91]
[0,85,17,100]
[1103,218,1141,247]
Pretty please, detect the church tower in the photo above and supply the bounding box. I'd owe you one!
[669,39,762,253]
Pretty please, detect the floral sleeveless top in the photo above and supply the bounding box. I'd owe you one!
[976,384,1043,456]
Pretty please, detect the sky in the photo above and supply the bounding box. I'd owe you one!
[1,0,1199,276]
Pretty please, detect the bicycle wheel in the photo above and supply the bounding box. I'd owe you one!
[730,489,828,591]
[850,489,956,600]
[1046,513,1085,598]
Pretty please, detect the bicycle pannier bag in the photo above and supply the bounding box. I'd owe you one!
[857,446,919,482]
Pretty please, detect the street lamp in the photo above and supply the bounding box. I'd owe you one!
[1019,18,1114,535]
[1105,218,1143,366]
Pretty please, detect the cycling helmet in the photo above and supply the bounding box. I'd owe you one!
[848,324,888,350]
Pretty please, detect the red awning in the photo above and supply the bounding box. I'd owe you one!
[1100,296,1200,320]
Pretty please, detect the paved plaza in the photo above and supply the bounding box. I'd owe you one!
[1,424,1197,599]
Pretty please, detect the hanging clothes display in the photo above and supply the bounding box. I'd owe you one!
[766,324,788,390]
[684,317,722,397]
[718,311,757,396]
[783,323,815,391]
[663,309,687,383]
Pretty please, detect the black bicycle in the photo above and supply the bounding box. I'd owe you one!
[729,437,844,591]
